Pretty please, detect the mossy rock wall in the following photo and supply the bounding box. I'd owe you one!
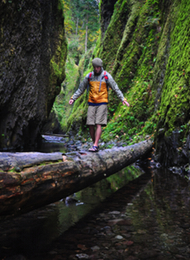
[0,0,67,150]
[68,0,190,166]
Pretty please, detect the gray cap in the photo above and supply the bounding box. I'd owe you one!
[92,58,103,67]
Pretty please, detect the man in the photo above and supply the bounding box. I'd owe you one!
[69,58,129,152]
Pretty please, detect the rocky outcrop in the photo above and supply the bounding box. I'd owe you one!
[0,0,67,150]
[100,0,118,38]
[42,111,64,134]
[0,139,152,216]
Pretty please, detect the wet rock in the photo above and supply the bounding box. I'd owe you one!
[176,246,189,253]
[65,196,79,206]
[76,141,82,146]
[108,211,120,215]
[68,140,75,145]
[91,246,100,251]
[108,219,123,226]
[100,225,111,231]
[75,253,90,259]
[169,166,183,174]
[77,244,88,251]
[117,219,132,226]
[121,232,131,238]
[139,249,159,259]
[125,240,134,246]
[115,235,124,240]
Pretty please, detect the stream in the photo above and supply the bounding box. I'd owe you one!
[0,136,190,260]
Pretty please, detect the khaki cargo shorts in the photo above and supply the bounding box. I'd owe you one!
[86,104,108,126]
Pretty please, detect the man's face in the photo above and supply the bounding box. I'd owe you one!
[93,66,101,74]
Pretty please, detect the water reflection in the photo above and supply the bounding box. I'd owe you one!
[0,165,143,259]
[36,135,68,153]
[34,168,190,260]
[2,166,190,260]
[125,169,190,259]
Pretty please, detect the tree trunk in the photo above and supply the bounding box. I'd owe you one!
[0,140,153,217]
[85,16,88,53]
[76,17,79,35]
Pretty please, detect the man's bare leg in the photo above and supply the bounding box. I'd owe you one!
[89,124,102,145]
[94,124,102,147]
[89,125,95,143]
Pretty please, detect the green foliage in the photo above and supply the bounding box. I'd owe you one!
[155,0,190,138]
[52,0,100,132]
[53,41,95,133]
[54,0,190,154]
[68,35,82,63]
[94,0,161,144]
[62,0,75,34]
[63,0,100,54]
[53,55,79,132]
[62,0,162,143]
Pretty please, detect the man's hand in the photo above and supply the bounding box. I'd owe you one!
[122,100,130,106]
[69,99,74,105]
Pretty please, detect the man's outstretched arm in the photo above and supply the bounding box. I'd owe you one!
[107,73,130,106]
[69,76,89,105]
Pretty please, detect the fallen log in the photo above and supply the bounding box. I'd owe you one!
[0,140,153,217]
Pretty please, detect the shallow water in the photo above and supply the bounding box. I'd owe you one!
[1,167,190,260]
[0,164,144,259]
[36,135,68,153]
[1,136,190,260]
[32,169,190,260]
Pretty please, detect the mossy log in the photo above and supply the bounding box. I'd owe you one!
[0,140,153,217]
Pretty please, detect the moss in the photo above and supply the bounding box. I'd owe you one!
[64,0,162,143]
[50,34,67,86]
[62,0,190,162]
[96,0,132,71]
[48,9,67,115]
[58,0,64,17]
[155,0,190,137]
[97,0,161,143]
[100,0,190,148]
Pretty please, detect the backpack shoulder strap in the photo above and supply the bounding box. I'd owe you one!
[103,71,108,82]
[87,72,93,94]
[99,71,109,92]
[88,72,92,81]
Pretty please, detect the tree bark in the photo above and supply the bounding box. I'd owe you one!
[0,140,153,217]
[85,16,88,53]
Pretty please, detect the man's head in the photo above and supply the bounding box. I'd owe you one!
[92,58,103,75]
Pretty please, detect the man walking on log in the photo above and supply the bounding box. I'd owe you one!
[69,58,130,152]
